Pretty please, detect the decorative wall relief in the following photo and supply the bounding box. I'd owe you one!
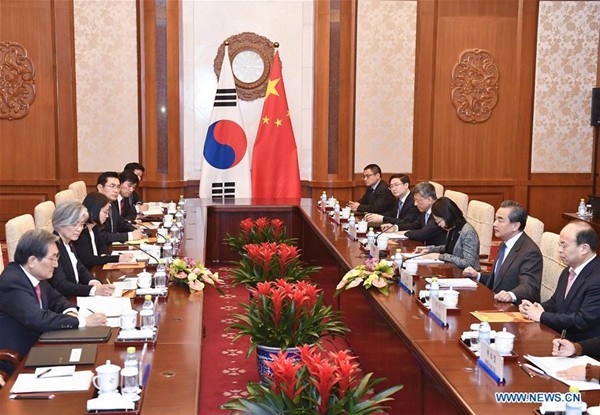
[0,42,36,120]
[451,49,498,124]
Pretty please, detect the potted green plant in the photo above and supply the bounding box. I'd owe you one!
[228,279,349,381]
[222,345,402,414]
[230,242,320,287]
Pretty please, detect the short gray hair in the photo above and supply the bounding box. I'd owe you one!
[413,182,437,200]
[14,229,59,265]
[52,201,89,231]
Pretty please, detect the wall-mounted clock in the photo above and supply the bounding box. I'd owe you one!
[213,32,274,101]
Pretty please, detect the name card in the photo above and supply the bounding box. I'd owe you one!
[333,211,340,224]
[347,225,357,240]
[399,269,414,294]
[478,341,505,384]
[429,297,448,327]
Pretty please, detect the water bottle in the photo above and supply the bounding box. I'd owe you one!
[320,191,327,206]
[565,386,585,415]
[477,316,491,346]
[162,238,173,261]
[578,198,586,216]
[429,276,439,300]
[367,227,375,245]
[140,295,155,330]
[178,194,185,208]
[394,249,403,274]
[175,207,184,225]
[334,201,340,214]
[124,346,138,369]
[348,213,356,227]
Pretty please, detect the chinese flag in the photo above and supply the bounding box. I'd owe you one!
[251,51,301,199]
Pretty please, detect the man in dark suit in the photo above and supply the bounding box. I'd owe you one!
[464,200,542,303]
[364,174,420,227]
[519,221,600,342]
[96,172,143,243]
[117,170,140,221]
[393,181,447,246]
[348,164,396,214]
[0,230,106,374]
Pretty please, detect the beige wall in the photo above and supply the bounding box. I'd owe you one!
[73,0,139,173]
[531,1,600,173]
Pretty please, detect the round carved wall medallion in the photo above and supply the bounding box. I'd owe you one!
[0,42,36,120]
[451,49,499,124]
[213,32,274,101]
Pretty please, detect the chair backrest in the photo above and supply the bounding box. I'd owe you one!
[54,189,76,206]
[68,180,87,203]
[5,214,35,262]
[0,245,4,274]
[525,215,544,248]
[444,189,469,216]
[34,200,56,233]
[466,200,495,257]
[540,231,563,303]
[429,181,444,199]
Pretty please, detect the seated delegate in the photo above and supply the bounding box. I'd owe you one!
[364,173,420,226]
[74,192,134,269]
[49,202,115,297]
[414,196,480,270]
[0,230,107,375]
[348,164,396,214]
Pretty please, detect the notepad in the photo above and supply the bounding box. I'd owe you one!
[25,345,97,367]
[525,355,600,391]
[10,370,93,393]
[424,277,478,288]
[39,326,112,343]
[77,296,132,317]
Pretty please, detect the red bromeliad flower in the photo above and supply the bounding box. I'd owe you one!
[240,218,254,234]
[265,352,305,400]
[309,360,338,414]
[271,218,284,238]
[255,217,269,232]
[271,288,285,328]
[329,350,359,396]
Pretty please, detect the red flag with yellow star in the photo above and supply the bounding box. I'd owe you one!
[251,51,301,199]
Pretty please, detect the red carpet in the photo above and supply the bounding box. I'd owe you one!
[198,267,352,414]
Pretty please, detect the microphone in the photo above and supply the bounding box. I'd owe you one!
[136,244,161,265]
[135,222,168,242]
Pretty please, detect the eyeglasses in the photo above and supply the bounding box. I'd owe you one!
[43,254,60,263]
[104,184,120,190]
[558,241,578,249]
[389,182,405,189]
[362,173,375,180]
[434,217,445,226]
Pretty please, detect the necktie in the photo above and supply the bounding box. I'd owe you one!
[120,198,125,216]
[564,269,577,298]
[424,213,430,225]
[492,243,507,289]
[35,284,42,308]
[396,200,403,219]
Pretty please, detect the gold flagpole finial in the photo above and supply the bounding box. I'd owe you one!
[273,42,279,48]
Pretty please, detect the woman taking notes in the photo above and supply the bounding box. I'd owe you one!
[414,196,480,270]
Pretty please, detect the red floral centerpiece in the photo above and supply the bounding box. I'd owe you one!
[221,345,402,414]
[224,217,295,254]
[168,257,223,294]
[230,242,319,286]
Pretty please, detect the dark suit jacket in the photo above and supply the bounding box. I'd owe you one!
[356,180,396,214]
[0,263,79,360]
[379,192,420,226]
[102,202,135,243]
[579,336,600,357]
[72,226,120,270]
[118,196,138,221]
[399,211,447,246]
[480,233,542,303]
[540,256,600,342]
[48,239,95,297]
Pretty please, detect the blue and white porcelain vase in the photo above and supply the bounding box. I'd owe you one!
[256,344,301,383]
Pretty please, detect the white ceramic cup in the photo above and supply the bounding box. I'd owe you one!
[405,261,418,275]
[443,289,459,307]
[341,207,351,219]
[356,221,368,233]
[120,309,138,331]
[494,328,515,355]
[92,360,120,394]
[378,234,389,250]
[137,269,152,288]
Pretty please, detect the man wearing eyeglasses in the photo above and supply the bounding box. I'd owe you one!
[348,164,396,214]
[364,174,419,226]
[0,230,107,376]
[96,172,144,243]
[519,221,600,342]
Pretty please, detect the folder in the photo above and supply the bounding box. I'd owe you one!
[25,345,98,367]
[38,326,112,343]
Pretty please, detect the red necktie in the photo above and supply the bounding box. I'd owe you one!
[564,269,577,298]
[120,199,125,216]
[35,284,42,308]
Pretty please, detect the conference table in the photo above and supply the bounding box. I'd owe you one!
[3,199,600,414]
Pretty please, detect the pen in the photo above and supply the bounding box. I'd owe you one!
[558,329,567,351]
[36,368,52,378]
[86,308,95,314]
[106,278,112,284]
[517,361,535,378]
[10,394,56,400]
[523,363,550,379]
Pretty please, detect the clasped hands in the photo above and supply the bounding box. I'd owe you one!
[519,299,544,322]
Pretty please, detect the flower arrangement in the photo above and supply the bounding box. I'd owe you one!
[230,242,320,286]
[221,345,402,414]
[169,257,223,294]
[224,217,295,254]
[335,258,396,296]
[229,279,348,357]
